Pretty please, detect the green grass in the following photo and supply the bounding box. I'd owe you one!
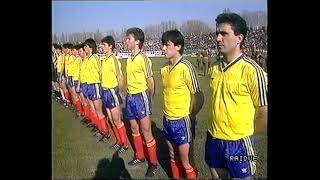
[52,57,267,179]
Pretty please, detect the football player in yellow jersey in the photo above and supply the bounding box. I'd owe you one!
[52,44,62,101]
[206,13,268,179]
[65,43,74,108]
[69,45,84,117]
[124,27,158,177]
[161,30,204,179]
[60,43,71,106]
[99,36,129,154]
[56,44,67,102]
[76,44,91,124]
[83,38,110,141]
[67,45,77,110]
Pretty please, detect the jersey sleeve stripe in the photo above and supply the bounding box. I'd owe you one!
[181,60,201,93]
[112,55,121,76]
[142,54,153,77]
[243,57,268,106]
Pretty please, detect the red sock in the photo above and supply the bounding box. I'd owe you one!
[93,113,100,130]
[83,105,90,118]
[146,139,158,166]
[99,116,109,135]
[117,123,129,147]
[78,101,85,116]
[89,109,96,126]
[64,91,70,102]
[142,140,149,160]
[175,159,185,178]
[185,167,197,179]
[170,159,181,179]
[112,125,121,144]
[132,133,145,160]
[75,100,82,113]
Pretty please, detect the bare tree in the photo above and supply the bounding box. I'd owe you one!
[180,20,213,36]
[144,20,178,39]
[240,11,267,28]
[94,29,103,43]
[144,24,158,39]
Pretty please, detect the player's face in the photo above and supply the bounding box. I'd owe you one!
[78,48,85,58]
[67,48,72,55]
[216,23,242,55]
[126,34,138,51]
[162,41,180,59]
[72,49,78,56]
[62,48,67,54]
[84,45,91,55]
[100,42,111,54]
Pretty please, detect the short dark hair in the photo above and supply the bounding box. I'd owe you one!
[55,44,62,50]
[83,38,97,54]
[71,44,77,50]
[101,36,115,51]
[215,13,248,47]
[126,27,144,49]
[75,44,83,50]
[62,43,68,49]
[161,29,185,55]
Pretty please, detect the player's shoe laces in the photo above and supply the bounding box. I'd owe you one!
[128,157,145,166]
[99,134,110,142]
[118,146,129,154]
[145,165,158,177]
[110,143,121,150]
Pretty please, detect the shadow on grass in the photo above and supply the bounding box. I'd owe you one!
[122,112,171,178]
[151,120,171,178]
[93,152,132,179]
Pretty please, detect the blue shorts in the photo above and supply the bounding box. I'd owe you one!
[205,132,256,178]
[163,116,193,146]
[102,87,122,109]
[80,83,87,93]
[124,91,151,121]
[83,83,102,101]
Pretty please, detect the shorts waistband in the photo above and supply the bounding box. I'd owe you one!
[102,86,118,91]
[127,90,147,96]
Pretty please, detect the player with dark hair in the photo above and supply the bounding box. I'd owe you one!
[100,35,129,153]
[124,27,159,177]
[206,13,268,179]
[83,38,110,140]
[161,29,204,179]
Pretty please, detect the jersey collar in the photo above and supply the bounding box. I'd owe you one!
[169,56,183,72]
[220,53,244,72]
[131,51,141,61]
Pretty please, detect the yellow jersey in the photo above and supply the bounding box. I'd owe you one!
[79,57,88,83]
[161,58,201,120]
[56,54,65,74]
[208,54,268,140]
[64,54,71,76]
[85,54,101,84]
[126,51,153,94]
[72,56,81,80]
[101,54,122,89]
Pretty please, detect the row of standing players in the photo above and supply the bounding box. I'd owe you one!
[52,12,268,179]
[51,27,201,178]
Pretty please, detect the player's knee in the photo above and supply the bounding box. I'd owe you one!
[141,126,152,137]
[130,123,139,134]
